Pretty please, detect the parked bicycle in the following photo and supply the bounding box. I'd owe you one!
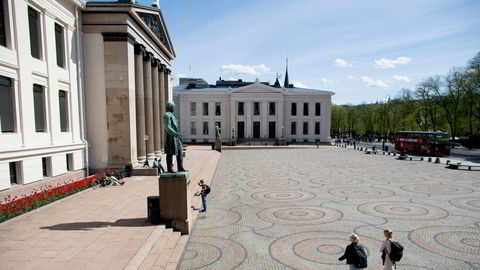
[92,170,125,189]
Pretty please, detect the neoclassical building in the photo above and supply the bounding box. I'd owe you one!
[174,72,334,144]
[0,0,175,191]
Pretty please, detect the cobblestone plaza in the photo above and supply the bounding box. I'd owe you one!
[179,147,480,270]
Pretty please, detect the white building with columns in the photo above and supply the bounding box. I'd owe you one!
[0,0,175,191]
[174,75,334,144]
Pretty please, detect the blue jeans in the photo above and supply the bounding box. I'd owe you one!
[201,194,207,212]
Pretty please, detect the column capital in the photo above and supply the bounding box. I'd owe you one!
[143,52,153,62]
[158,64,166,72]
[134,44,146,56]
[164,68,172,75]
[152,58,160,67]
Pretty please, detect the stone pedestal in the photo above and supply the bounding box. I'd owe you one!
[159,172,189,235]
[215,139,222,152]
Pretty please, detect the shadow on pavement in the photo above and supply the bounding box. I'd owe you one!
[39,218,162,231]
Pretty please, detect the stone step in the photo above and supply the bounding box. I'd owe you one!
[124,225,166,270]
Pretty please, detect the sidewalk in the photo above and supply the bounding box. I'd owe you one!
[0,146,221,270]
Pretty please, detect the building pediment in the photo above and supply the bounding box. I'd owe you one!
[133,9,175,57]
[231,83,284,94]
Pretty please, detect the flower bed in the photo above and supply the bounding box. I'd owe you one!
[0,175,96,223]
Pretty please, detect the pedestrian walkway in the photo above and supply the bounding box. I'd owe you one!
[178,147,480,270]
[0,146,220,270]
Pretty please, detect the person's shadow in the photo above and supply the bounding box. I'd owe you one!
[39,218,164,231]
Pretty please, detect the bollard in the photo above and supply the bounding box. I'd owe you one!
[434,158,440,164]
[428,157,432,162]
[409,157,412,161]
[421,157,424,161]
[393,153,396,156]
[388,152,391,155]
[446,160,450,165]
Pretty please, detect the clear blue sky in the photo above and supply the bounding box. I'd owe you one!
[135,0,480,104]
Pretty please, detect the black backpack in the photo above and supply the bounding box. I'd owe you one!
[204,185,211,195]
[389,240,404,262]
[353,244,368,268]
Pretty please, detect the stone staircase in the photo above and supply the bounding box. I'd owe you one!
[125,147,221,270]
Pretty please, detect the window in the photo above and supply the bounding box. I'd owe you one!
[190,102,196,116]
[253,102,260,115]
[315,122,320,135]
[303,103,309,116]
[215,102,221,116]
[33,84,46,132]
[203,102,209,116]
[191,122,196,135]
[9,162,17,184]
[303,122,308,135]
[203,121,208,135]
[28,7,41,59]
[0,0,7,47]
[291,122,297,135]
[291,103,297,116]
[55,23,65,68]
[59,90,68,132]
[66,153,73,171]
[42,157,51,177]
[315,102,321,116]
[0,75,14,132]
[238,102,244,115]
[269,102,275,116]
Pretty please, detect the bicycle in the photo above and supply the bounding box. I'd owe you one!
[92,171,125,189]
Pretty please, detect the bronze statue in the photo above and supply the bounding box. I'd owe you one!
[163,101,186,172]
[215,124,221,140]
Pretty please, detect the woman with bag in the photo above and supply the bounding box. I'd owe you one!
[380,229,395,270]
[338,233,368,269]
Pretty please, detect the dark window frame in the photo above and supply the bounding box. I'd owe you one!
[28,6,41,59]
[0,0,7,47]
[0,75,14,132]
[59,90,68,132]
[269,102,275,116]
[215,102,221,116]
[315,102,321,116]
[190,102,196,116]
[202,102,209,116]
[253,102,260,115]
[291,122,297,135]
[291,102,297,116]
[202,121,209,135]
[315,122,320,135]
[303,122,308,135]
[33,84,46,132]
[9,161,16,184]
[238,102,244,115]
[303,102,309,116]
[54,23,65,68]
[190,121,196,135]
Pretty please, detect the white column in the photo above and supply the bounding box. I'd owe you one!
[134,45,146,162]
[143,53,155,159]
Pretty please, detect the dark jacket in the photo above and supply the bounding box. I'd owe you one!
[339,243,364,265]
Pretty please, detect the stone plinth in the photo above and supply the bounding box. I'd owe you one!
[215,139,222,152]
[159,172,189,235]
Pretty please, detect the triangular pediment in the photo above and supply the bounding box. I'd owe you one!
[231,83,284,93]
[133,9,175,58]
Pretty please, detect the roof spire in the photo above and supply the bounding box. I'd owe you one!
[273,72,281,88]
[284,57,290,88]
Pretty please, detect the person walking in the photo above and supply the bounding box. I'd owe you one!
[338,233,368,269]
[198,179,210,213]
[380,229,395,270]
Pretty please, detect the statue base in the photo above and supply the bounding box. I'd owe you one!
[158,171,190,235]
[215,139,222,152]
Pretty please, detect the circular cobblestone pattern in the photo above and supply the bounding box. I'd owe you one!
[257,206,342,225]
[358,201,448,220]
[401,184,474,195]
[179,236,246,269]
[195,209,241,229]
[328,186,395,198]
[251,190,316,203]
[270,231,380,269]
[449,197,480,212]
[409,226,480,264]
[247,179,299,189]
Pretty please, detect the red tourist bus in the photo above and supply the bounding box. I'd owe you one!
[394,131,451,156]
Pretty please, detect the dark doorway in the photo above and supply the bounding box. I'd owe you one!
[237,121,245,139]
[269,122,276,139]
[253,122,260,139]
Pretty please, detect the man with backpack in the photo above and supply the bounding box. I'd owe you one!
[380,229,404,269]
[198,179,210,213]
[338,233,368,269]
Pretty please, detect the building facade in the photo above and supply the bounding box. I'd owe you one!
[0,0,86,191]
[174,79,334,144]
[0,0,175,191]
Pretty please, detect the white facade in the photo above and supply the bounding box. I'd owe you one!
[0,0,86,190]
[175,83,334,143]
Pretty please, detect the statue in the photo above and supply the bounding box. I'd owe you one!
[163,101,186,173]
[215,125,221,140]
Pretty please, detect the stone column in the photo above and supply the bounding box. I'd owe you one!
[135,45,146,163]
[144,53,155,159]
[158,64,166,148]
[164,68,171,105]
[151,59,162,157]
